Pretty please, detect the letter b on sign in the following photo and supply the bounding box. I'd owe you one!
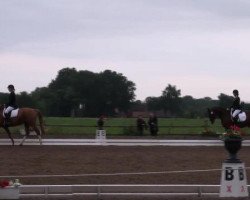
[225,167,245,181]
[220,163,248,197]
[225,167,234,181]
[239,167,244,181]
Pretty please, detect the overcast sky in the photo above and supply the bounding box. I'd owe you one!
[1,0,250,101]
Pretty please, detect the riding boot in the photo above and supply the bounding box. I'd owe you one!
[3,113,11,128]
[233,116,238,124]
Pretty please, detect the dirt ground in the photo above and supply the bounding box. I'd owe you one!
[0,145,250,185]
[1,144,250,199]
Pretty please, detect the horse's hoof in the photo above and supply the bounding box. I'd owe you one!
[19,143,23,146]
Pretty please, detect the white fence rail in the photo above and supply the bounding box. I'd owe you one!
[19,184,222,198]
[0,139,240,146]
[1,139,250,146]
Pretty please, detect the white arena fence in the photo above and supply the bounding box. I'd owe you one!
[3,184,250,198]
[18,184,221,198]
[1,167,250,198]
[1,138,250,146]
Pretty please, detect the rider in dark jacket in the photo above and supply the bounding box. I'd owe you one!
[97,116,104,130]
[148,113,158,136]
[231,89,242,123]
[136,115,147,135]
[4,85,17,127]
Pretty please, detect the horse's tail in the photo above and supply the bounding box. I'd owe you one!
[36,109,45,135]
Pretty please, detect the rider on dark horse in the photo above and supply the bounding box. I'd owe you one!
[4,84,17,128]
[231,89,242,125]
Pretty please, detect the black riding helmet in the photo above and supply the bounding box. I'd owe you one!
[7,84,15,90]
[233,89,239,96]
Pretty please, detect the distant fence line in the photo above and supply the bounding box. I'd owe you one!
[28,124,225,135]
[42,124,222,129]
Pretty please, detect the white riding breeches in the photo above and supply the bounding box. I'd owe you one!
[231,109,241,118]
[4,106,14,114]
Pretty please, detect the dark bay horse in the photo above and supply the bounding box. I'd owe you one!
[207,107,250,129]
[0,105,45,145]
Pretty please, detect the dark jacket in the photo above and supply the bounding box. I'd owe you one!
[148,115,158,135]
[137,118,146,130]
[148,116,158,129]
[97,118,104,130]
[6,91,17,108]
[232,97,241,110]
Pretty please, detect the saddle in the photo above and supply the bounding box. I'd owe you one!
[2,108,19,118]
[234,112,247,123]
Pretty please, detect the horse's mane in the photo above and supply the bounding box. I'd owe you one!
[211,106,226,111]
[210,106,229,115]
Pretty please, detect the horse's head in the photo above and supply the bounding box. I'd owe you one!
[207,107,228,124]
[208,107,234,129]
[207,108,216,124]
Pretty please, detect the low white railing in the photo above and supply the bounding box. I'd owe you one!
[1,138,250,146]
[0,138,238,146]
[19,184,222,198]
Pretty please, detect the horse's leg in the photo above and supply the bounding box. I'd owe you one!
[33,126,42,145]
[3,127,14,146]
[20,124,29,146]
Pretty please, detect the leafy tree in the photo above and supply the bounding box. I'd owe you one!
[130,100,146,111]
[145,97,161,111]
[17,92,36,107]
[92,70,136,116]
[161,84,181,116]
[3,67,250,118]
[31,87,54,115]
[32,68,136,117]
[180,95,196,118]
[98,70,135,115]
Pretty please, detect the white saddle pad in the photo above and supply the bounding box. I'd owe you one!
[3,108,19,118]
[238,112,247,122]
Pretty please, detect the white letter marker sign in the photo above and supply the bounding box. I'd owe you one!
[220,162,248,197]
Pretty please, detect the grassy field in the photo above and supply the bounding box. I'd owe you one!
[1,117,249,137]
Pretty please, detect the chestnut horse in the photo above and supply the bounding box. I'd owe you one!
[0,105,45,145]
[207,107,250,129]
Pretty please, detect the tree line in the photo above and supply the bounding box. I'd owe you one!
[0,67,249,118]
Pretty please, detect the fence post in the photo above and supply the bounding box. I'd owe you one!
[197,186,202,197]
[96,130,106,143]
[97,185,101,200]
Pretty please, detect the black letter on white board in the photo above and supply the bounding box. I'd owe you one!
[225,167,234,181]
[238,167,244,181]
